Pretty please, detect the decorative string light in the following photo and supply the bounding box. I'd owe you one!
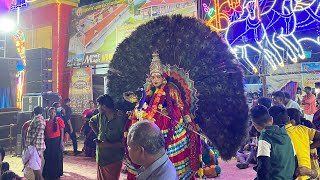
[12,31,26,109]
[202,3,215,18]
[56,0,61,92]
[205,0,242,32]
[221,0,319,73]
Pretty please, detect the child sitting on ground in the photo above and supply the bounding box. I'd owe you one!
[201,140,221,178]
[236,135,257,169]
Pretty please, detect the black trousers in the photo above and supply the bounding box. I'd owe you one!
[64,124,78,152]
[43,136,63,179]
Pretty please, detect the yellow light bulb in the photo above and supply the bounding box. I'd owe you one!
[292,58,298,63]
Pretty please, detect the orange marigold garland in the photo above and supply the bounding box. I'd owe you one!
[145,84,165,121]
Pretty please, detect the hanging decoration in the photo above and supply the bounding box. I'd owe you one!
[12,30,26,109]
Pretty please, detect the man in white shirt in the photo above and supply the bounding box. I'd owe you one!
[271,91,285,106]
[295,87,306,107]
[284,92,302,113]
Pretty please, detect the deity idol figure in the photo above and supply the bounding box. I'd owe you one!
[124,51,201,180]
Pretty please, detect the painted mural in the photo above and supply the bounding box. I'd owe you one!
[67,0,197,67]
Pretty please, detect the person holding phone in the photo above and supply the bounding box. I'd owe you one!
[89,94,127,180]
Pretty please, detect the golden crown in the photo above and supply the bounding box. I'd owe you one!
[149,51,163,75]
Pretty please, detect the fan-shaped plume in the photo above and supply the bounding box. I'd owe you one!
[107,15,249,160]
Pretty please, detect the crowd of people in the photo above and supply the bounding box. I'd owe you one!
[0,98,93,180]
[0,52,222,180]
[0,53,319,180]
[240,86,320,179]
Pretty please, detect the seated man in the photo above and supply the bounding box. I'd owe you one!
[127,120,178,180]
[236,122,259,170]
[236,136,257,169]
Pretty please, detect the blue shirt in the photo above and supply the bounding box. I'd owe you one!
[136,153,178,180]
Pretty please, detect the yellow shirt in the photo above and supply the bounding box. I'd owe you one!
[285,123,316,180]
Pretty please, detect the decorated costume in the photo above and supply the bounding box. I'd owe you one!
[124,52,201,180]
[107,14,249,179]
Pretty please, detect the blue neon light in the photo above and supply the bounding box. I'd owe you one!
[11,0,27,10]
[224,0,320,73]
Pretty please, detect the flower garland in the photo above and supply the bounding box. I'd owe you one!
[145,84,166,121]
[143,83,176,148]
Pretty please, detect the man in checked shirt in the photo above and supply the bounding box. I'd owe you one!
[25,106,46,180]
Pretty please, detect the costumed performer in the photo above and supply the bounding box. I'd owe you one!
[124,51,201,180]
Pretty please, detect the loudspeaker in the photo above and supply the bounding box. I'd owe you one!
[26,48,52,60]
[27,59,52,70]
[26,69,52,82]
[22,93,61,112]
[25,48,53,93]
[22,94,43,112]
[0,110,18,149]
[26,81,53,94]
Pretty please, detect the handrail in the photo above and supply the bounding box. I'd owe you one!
[0,137,14,142]
[0,111,19,115]
[0,124,16,130]
[0,123,17,154]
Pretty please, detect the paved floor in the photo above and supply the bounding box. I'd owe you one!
[6,155,256,179]
[6,142,256,179]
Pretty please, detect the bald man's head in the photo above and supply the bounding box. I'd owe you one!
[128,120,164,155]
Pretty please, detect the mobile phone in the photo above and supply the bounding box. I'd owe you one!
[93,138,102,144]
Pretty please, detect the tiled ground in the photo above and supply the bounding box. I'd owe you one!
[6,142,255,180]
